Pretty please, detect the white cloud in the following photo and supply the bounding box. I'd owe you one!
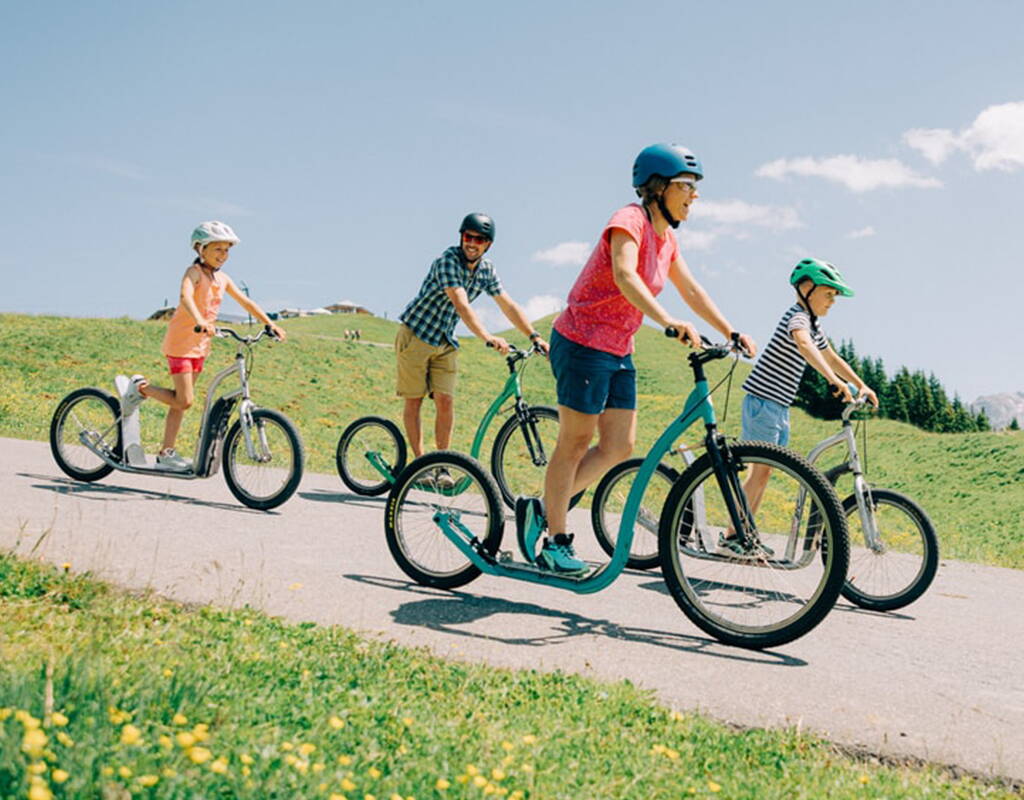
[904,101,1024,172]
[679,229,719,252]
[531,241,591,266]
[846,226,876,239]
[521,294,564,322]
[692,199,803,231]
[756,154,941,192]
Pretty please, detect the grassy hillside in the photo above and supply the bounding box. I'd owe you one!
[1,312,1021,568]
[2,553,1019,799]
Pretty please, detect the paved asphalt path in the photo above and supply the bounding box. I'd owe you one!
[2,437,1022,781]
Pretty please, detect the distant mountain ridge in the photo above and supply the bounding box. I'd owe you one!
[971,391,1024,429]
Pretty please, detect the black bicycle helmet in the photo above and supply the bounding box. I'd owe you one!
[459,213,495,242]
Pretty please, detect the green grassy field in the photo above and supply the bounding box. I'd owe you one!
[2,554,1020,800]
[1,311,1021,568]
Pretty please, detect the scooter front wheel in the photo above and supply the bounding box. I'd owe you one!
[49,387,122,482]
[223,409,304,510]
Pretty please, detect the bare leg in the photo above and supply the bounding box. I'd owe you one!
[148,373,196,453]
[433,392,454,451]
[740,463,774,515]
[543,406,636,535]
[403,397,425,458]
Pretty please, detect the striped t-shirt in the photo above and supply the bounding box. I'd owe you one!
[742,304,828,407]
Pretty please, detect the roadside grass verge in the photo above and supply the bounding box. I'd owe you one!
[1,553,1019,800]
[1,312,1021,568]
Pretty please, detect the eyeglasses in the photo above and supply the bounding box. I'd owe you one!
[670,177,698,194]
[462,232,490,244]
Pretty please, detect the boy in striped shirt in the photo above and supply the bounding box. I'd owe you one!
[729,258,878,554]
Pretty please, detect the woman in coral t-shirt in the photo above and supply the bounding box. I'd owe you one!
[516,143,757,574]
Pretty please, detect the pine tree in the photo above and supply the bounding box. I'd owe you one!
[1010,417,1021,431]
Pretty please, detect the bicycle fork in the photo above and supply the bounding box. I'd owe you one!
[238,399,272,463]
[515,403,549,468]
[706,434,759,543]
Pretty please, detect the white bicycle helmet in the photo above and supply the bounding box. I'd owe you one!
[191,220,240,252]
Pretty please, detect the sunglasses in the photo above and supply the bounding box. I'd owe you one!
[462,232,490,244]
[670,177,698,194]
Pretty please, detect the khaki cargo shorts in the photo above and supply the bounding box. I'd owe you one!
[395,324,458,398]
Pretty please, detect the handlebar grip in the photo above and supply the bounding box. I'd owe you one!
[664,327,694,345]
[486,341,495,348]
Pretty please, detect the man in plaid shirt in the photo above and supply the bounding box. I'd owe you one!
[396,213,549,484]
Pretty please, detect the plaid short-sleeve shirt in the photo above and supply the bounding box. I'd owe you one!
[399,246,504,348]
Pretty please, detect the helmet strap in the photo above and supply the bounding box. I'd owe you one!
[798,284,820,332]
[656,194,680,229]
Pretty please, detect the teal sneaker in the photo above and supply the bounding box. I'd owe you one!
[538,533,588,575]
[515,496,545,563]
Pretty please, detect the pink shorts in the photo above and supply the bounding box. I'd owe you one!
[166,356,206,375]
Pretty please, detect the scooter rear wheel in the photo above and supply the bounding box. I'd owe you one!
[49,387,122,482]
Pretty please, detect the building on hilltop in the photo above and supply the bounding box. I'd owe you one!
[326,300,373,315]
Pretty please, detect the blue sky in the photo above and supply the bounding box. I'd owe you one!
[3,0,1022,401]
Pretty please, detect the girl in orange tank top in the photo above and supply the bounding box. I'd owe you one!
[119,221,287,471]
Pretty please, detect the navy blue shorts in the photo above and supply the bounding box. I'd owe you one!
[549,328,637,414]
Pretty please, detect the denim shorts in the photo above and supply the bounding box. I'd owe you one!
[741,394,790,446]
[549,328,637,414]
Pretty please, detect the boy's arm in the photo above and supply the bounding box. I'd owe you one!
[492,292,548,353]
[822,345,879,407]
[792,330,854,403]
[223,275,287,341]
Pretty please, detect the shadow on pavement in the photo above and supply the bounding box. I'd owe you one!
[298,488,387,510]
[345,573,806,667]
[21,473,267,515]
[635,577,915,621]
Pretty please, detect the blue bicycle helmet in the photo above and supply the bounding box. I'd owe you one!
[632,143,704,187]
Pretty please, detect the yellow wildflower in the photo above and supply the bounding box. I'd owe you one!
[330,715,346,729]
[708,780,722,792]
[342,777,357,791]
[118,766,133,779]
[859,774,871,784]
[159,735,173,750]
[120,724,142,746]
[52,769,70,783]
[366,795,377,800]
[281,742,294,751]
[391,795,404,800]
[284,754,298,766]
[466,765,480,776]
[319,784,328,793]
[521,764,534,773]
[27,784,52,800]
[56,732,74,747]
[189,747,212,764]
[368,766,382,779]
[107,708,130,725]
[101,767,114,776]
[62,562,71,571]
[172,713,188,725]
[289,582,303,590]
[176,732,196,748]
[210,757,229,774]
[242,766,251,777]
[163,668,174,678]
[483,783,496,795]
[21,728,48,758]
[501,755,514,767]
[491,768,506,781]
[670,710,685,722]
[27,762,47,775]
[17,710,41,728]
[500,741,514,751]
[435,778,451,790]
[299,742,317,756]
[0,708,10,721]
[192,723,210,742]
[456,775,469,784]
[473,775,487,788]
[666,748,679,760]
[278,641,289,649]
[240,753,254,765]
[401,716,413,727]
[397,745,408,755]
[338,755,353,766]
[161,768,177,778]
[313,762,326,773]
[521,734,537,745]
[329,795,346,800]
[50,712,69,727]
[138,775,160,787]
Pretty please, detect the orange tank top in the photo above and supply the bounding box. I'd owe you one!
[161,265,225,358]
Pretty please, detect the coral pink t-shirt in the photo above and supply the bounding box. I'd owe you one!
[553,204,678,357]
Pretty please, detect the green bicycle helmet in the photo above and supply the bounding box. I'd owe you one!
[789,258,855,297]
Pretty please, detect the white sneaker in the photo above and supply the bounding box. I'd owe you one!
[156,449,191,472]
[116,374,147,416]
